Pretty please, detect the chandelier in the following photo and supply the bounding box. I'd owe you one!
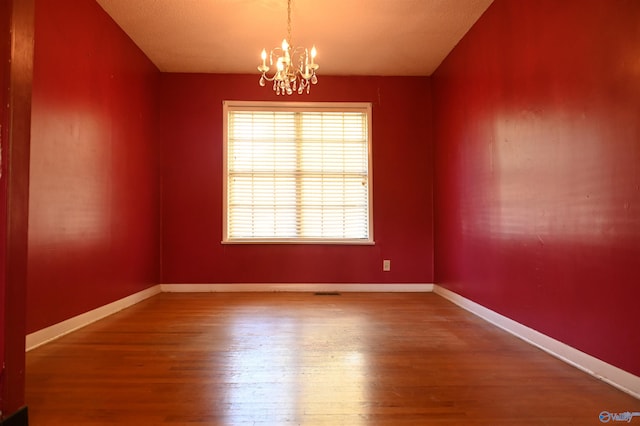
[257,0,318,95]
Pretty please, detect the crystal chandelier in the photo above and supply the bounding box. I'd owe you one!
[258,0,318,95]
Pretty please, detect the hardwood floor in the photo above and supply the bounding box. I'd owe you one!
[26,292,639,425]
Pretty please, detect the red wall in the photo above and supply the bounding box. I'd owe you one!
[159,74,433,285]
[433,0,640,375]
[27,0,160,333]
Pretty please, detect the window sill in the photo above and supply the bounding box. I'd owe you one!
[221,238,375,245]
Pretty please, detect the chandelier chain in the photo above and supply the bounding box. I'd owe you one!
[287,0,292,45]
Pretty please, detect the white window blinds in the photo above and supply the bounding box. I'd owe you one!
[223,101,372,243]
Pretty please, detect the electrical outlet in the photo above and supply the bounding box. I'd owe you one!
[383,259,391,271]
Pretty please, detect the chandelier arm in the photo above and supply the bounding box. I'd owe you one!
[260,72,278,82]
[269,47,285,65]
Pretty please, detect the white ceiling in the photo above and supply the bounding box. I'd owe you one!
[96,0,493,76]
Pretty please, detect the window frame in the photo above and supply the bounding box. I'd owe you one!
[222,100,374,245]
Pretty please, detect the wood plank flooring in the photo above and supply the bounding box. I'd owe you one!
[26,292,639,425]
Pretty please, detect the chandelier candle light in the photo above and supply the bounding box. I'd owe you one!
[258,0,318,95]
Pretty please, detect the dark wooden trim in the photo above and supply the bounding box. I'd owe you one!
[0,406,28,426]
[1,0,34,419]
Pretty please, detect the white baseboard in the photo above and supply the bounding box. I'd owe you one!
[160,283,434,293]
[25,283,431,350]
[24,281,640,401]
[433,285,640,400]
[25,285,162,351]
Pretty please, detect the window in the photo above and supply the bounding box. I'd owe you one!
[223,101,372,244]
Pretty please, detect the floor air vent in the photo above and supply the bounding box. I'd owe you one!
[314,291,341,296]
